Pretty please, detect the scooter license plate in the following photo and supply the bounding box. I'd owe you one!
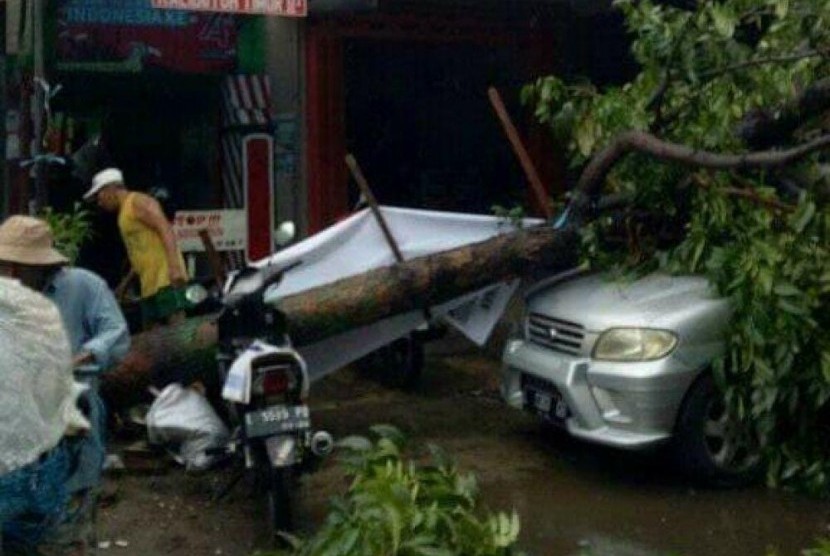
[244,405,311,438]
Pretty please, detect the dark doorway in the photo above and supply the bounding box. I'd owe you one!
[343,39,532,215]
[49,72,222,286]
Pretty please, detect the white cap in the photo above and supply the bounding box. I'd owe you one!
[83,168,124,200]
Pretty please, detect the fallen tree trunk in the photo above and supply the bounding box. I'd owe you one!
[280,226,579,345]
[101,226,579,408]
[100,317,216,410]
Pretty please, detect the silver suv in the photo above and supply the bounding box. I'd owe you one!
[501,272,758,483]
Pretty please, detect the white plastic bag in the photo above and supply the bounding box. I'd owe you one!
[146,383,230,471]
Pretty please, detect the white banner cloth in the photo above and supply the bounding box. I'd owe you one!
[254,207,541,381]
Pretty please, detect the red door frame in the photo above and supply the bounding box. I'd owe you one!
[243,133,276,262]
[305,13,558,233]
[306,28,346,233]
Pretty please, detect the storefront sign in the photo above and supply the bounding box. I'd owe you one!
[151,0,307,17]
[174,209,246,252]
[56,0,238,74]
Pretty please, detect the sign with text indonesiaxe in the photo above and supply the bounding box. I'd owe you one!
[57,0,238,74]
[151,0,307,17]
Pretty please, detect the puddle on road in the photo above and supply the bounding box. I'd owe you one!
[481,434,829,556]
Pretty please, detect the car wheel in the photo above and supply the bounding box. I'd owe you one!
[355,335,424,391]
[385,335,424,390]
[673,374,761,486]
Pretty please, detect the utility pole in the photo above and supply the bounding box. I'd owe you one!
[0,3,8,218]
[31,0,45,213]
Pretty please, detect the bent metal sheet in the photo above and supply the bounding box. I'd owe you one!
[151,0,307,17]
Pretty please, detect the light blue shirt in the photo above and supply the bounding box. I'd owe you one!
[44,267,130,370]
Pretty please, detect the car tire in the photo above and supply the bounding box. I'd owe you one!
[673,374,761,487]
[355,334,424,391]
[385,335,424,390]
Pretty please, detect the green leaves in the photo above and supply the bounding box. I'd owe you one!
[710,3,737,38]
[39,203,93,264]
[792,201,816,234]
[526,0,830,495]
[490,512,521,548]
[283,427,524,556]
[772,0,790,20]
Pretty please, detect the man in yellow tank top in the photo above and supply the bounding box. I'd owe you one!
[84,168,189,327]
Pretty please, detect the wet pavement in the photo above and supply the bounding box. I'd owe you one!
[482,432,829,556]
[98,337,829,556]
[309,340,830,556]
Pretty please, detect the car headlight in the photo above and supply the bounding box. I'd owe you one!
[593,328,678,362]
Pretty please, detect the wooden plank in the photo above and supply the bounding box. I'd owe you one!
[487,86,554,219]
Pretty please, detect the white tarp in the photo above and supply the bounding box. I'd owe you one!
[260,207,541,381]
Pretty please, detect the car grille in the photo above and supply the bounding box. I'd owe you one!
[527,312,585,356]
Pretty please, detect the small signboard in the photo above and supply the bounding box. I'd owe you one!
[57,0,239,75]
[151,0,307,17]
[174,209,246,253]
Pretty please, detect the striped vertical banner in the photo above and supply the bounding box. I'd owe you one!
[220,74,274,269]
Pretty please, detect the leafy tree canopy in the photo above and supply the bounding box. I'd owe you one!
[524,0,830,493]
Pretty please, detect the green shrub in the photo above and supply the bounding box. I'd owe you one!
[279,425,523,556]
[803,540,830,556]
[40,203,92,264]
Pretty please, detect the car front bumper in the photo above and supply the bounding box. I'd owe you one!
[501,339,699,450]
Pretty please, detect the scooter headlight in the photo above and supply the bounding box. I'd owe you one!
[593,328,678,362]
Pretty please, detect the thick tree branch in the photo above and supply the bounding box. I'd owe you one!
[701,49,829,81]
[646,73,670,112]
[569,131,830,222]
[692,174,795,213]
[738,77,830,148]
[646,15,695,128]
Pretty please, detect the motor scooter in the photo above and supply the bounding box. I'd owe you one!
[192,251,333,541]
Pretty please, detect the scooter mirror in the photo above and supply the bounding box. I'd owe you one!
[185,283,209,305]
[275,221,296,247]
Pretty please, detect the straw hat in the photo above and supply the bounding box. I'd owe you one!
[0,216,68,266]
[83,168,124,200]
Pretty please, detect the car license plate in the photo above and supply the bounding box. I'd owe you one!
[533,391,552,413]
[525,387,569,422]
[244,405,310,438]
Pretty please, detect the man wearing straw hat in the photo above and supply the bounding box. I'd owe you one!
[0,215,130,369]
[83,168,188,328]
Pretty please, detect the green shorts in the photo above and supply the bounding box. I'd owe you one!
[140,285,189,326]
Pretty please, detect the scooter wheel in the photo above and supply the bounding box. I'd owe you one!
[265,467,295,544]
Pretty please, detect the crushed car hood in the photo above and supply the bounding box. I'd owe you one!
[526,273,730,333]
